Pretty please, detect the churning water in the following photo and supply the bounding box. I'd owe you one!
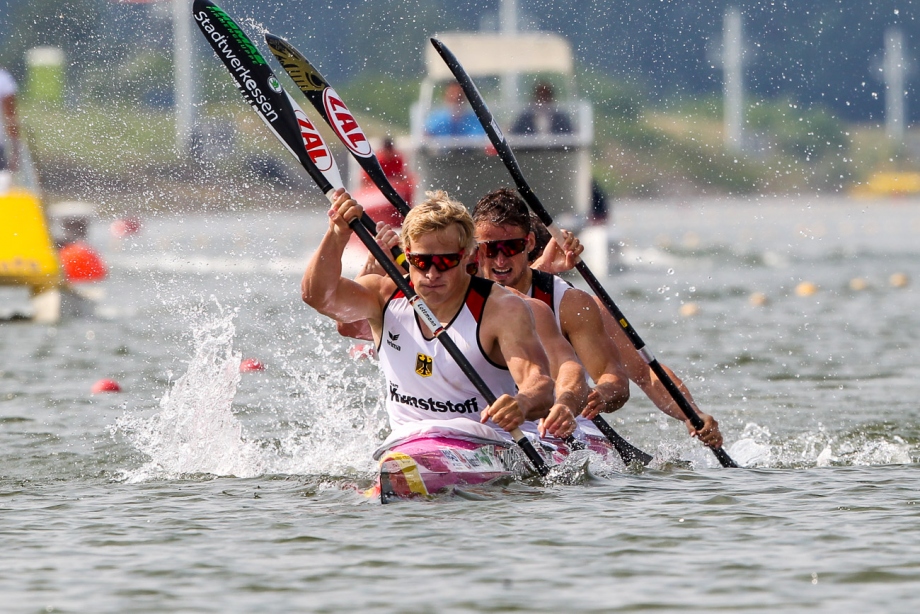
[3,195,920,612]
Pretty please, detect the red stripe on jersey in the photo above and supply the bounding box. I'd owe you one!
[466,280,489,322]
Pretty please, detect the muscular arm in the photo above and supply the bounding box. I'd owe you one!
[301,191,393,337]
[527,297,585,437]
[559,289,630,416]
[479,288,554,427]
[593,295,723,448]
[335,222,400,341]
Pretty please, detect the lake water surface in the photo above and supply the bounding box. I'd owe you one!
[3,194,920,612]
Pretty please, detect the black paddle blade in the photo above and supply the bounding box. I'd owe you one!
[591,417,654,466]
[265,33,411,218]
[192,0,341,194]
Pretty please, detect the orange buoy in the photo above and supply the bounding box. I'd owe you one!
[91,379,121,394]
[890,272,909,288]
[795,281,818,297]
[239,358,264,372]
[59,241,107,282]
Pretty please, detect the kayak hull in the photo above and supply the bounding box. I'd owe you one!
[375,436,516,501]
[371,433,617,502]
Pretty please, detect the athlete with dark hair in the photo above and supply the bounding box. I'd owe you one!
[473,188,723,448]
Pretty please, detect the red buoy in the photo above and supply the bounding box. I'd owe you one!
[110,217,142,238]
[59,241,107,282]
[91,379,121,394]
[240,358,264,372]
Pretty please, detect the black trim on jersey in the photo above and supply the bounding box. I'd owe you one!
[529,269,556,311]
[471,277,510,372]
[529,269,573,314]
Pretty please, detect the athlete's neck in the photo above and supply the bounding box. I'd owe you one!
[510,266,533,294]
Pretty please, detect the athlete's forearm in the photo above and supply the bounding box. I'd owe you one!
[594,371,630,412]
[554,361,589,415]
[639,364,701,422]
[514,373,555,421]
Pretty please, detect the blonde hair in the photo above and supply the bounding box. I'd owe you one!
[401,190,476,253]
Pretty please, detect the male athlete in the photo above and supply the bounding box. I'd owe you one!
[338,214,587,442]
[302,188,563,440]
[472,188,723,448]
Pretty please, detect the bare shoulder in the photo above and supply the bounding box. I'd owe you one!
[357,273,398,304]
[487,282,528,311]
[523,296,556,326]
[559,287,601,320]
[483,283,534,329]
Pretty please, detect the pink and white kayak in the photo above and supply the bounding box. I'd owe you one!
[367,419,616,502]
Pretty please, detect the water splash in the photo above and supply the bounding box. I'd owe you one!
[114,304,264,482]
[113,303,386,483]
[728,422,913,468]
[264,320,388,477]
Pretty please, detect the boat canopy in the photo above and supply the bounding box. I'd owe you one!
[425,32,574,80]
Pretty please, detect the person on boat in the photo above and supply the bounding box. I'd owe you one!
[424,82,482,137]
[376,137,408,181]
[0,66,20,173]
[302,188,568,442]
[510,81,573,136]
[472,188,724,449]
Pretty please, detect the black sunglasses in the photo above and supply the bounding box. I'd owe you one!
[481,238,528,259]
[405,249,465,272]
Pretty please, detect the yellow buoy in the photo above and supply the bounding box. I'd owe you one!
[848,277,869,291]
[748,292,769,306]
[0,188,62,293]
[795,281,818,297]
[890,272,909,288]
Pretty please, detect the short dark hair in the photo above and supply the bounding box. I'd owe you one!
[528,214,551,263]
[472,188,531,233]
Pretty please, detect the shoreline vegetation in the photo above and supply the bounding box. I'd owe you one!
[20,97,920,215]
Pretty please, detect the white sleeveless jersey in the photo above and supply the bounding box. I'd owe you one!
[526,269,573,329]
[377,277,518,432]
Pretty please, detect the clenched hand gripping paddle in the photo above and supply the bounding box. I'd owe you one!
[192,0,550,477]
[430,37,738,468]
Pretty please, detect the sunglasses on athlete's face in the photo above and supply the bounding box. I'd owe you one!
[405,249,465,272]
[481,238,528,259]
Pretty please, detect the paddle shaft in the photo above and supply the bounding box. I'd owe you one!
[430,37,737,468]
